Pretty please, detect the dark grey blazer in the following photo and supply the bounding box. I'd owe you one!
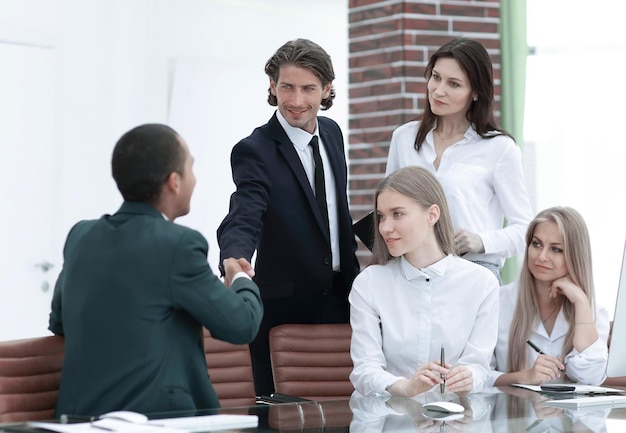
[49,201,262,417]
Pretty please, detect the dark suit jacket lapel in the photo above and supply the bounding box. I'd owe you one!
[268,115,330,239]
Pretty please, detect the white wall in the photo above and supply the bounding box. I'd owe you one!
[4,0,348,268]
[5,0,621,337]
[0,0,347,339]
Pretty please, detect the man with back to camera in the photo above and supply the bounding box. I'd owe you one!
[217,39,360,396]
[49,123,263,416]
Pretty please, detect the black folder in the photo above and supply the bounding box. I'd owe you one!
[352,211,375,251]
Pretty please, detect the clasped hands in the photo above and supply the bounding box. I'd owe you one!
[222,258,255,287]
[389,360,473,398]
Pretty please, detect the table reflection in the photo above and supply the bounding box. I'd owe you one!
[489,386,613,433]
[258,387,625,432]
[3,386,626,432]
[348,391,492,432]
[266,399,352,431]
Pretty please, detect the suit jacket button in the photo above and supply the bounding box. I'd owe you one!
[323,258,330,265]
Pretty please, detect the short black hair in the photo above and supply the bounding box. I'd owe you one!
[111,123,184,203]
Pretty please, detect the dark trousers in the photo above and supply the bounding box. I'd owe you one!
[250,274,349,396]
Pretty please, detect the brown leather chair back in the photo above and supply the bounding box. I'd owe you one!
[203,329,256,407]
[0,331,254,419]
[0,335,64,422]
[269,323,353,400]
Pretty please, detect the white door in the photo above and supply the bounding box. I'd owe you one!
[0,43,57,341]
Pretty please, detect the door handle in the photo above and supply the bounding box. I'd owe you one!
[35,261,54,272]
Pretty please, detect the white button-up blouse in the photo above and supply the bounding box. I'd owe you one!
[385,121,534,268]
[349,255,499,396]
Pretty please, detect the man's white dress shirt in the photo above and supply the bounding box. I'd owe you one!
[276,110,340,270]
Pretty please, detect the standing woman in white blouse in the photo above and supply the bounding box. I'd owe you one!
[349,166,499,398]
[489,207,609,386]
[385,38,534,284]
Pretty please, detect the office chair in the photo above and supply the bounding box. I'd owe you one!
[203,329,256,407]
[0,330,256,420]
[0,335,64,422]
[268,323,354,401]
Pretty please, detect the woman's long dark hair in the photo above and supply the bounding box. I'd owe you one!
[414,38,513,151]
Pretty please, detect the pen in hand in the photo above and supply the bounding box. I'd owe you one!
[526,339,564,372]
[526,339,544,355]
[440,345,446,393]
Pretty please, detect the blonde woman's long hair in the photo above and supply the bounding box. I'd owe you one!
[507,206,596,372]
[370,166,456,265]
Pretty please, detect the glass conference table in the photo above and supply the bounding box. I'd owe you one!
[3,386,626,432]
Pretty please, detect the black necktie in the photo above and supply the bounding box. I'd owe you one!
[309,136,329,232]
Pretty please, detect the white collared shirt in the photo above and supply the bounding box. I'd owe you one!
[276,110,340,270]
[386,121,534,267]
[489,282,610,386]
[349,254,499,396]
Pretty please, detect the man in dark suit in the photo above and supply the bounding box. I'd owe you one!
[49,124,263,416]
[217,39,360,396]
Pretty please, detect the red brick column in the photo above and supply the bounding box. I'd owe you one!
[348,0,503,265]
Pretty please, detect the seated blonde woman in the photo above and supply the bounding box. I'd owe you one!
[489,206,609,386]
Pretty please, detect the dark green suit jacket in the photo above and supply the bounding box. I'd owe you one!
[49,201,262,417]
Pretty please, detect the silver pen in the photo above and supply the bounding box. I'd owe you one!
[440,345,446,393]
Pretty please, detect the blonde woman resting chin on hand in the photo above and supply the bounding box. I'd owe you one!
[489,207,610,387]
[349,166,499,398]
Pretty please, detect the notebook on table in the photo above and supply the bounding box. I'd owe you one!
[512,384,625,395]
[28,414,258,433]
[544,394,626,409]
